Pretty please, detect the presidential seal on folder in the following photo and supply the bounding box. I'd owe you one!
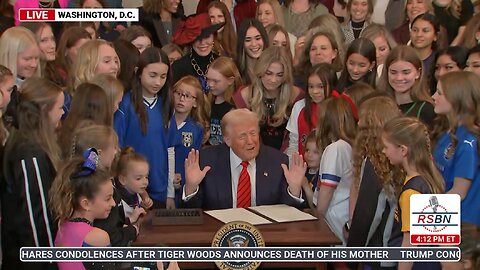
[212,221,265,270]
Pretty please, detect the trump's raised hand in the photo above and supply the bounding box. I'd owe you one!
[184,149,211,196]
[281,152,307,197]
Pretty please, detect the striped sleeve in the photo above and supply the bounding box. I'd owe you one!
[14,148,56,248]
[319,141,350,188]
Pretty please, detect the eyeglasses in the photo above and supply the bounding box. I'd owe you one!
[173,90,197,101]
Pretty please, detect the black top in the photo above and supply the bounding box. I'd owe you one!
[208,101,234,145]
[93,182,137,247]
[133,7,182,48]
[2,140,57,270]
[351,20,365,40]
[434,0,473,44]
[399,101,436,128]
[171,49,217,87]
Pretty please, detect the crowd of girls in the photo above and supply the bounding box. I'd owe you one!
[0,0,479,269]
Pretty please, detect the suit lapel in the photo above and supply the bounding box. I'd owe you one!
[216,144,233,208]
[255,145,268,206]
[152,17,168,46]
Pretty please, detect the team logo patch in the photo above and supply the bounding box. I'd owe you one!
[182,132,193,147]
[212,221,265,270]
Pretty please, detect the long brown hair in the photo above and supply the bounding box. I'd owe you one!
[51,26,91,87]
[378,45,432,103]
[208,1,237,58]
[131,47,171,134]
[438,71,480,158]
[58,83,113,157]
[7,78,62,169]
[50,156,112,224]
[315,97,357,152]
[383,117,444,194]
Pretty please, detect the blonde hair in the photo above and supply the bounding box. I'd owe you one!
[256,0,285,27]
[207,56,242,106]
[172,75,210,131]
[69,39,119,92]
[360,23,397,51]
[70,122,118,159]
[116,146,148,177]
[90,74,124,111]
[438,71,480,157]
[0,26,41,79]
[346,0,374,22]
[353,96,403,195]
[315,97,357,152]
[383,117,444,194]
[250,46,295,127]
[221,108,259,136]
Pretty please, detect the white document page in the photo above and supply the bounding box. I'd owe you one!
[205,208,272,225]
[248,204,317,223]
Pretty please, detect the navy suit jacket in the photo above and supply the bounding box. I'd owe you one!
[183,143,303,210]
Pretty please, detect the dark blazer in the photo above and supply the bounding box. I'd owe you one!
[385,0,406,31]
[183,143,303,210]
[134,7,181,48]
[392,21,410,45]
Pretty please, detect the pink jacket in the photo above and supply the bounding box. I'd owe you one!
[14,0,70,25]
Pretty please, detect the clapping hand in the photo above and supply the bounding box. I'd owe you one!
[281,152,307,197]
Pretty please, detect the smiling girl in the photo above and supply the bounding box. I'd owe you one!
[379,45,436,127]
[341,0,373,45]
[68,39,120,93]
[234,46,303,150]
[410,13,443,76]
[236,18,269,85]
[287,63,337,156]
[0,26,40,86]
[337,37,377,92]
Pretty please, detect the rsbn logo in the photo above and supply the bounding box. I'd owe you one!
[410,194,461,245]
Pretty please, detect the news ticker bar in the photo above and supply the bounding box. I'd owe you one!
[21,247,460,262]
[18,8,139,22]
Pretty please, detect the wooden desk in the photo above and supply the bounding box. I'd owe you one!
[134,211,341,269]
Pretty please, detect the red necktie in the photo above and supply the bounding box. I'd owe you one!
[237,161,251,208]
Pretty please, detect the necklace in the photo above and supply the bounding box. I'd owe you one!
[263,98,276,116]
[351,21,365,31]
[190,50,215,93]
[190,52,215,77]
[69,217,93,226]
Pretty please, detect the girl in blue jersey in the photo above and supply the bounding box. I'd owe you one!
[382,117,444,270]
[432,71,480,236]
[168,75,209,207]
[114,46,172,208]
